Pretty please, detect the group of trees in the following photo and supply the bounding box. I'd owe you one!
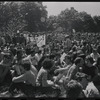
[47,7,100,33]
[0,2,47,35]
[0,1,100,35]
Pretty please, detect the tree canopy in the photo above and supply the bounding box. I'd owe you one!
[0,2,100,35]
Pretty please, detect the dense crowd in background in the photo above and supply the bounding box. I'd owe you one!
[0,31,100,98]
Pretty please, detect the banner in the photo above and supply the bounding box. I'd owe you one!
[35,35,46,47]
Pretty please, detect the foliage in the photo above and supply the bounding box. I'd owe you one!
[0,2,48,34]
[0,2,100,34]
[47,7,100,33]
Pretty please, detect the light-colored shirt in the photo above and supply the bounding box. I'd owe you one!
[23,55,38,66]
[36,67,50,87]
[35,53,43,62]
[13,70,37,86]
[83,82,100,98]
[90,53,100,61]
[55,64,72,82]
[66,64,78,80]
[64,38,72,48]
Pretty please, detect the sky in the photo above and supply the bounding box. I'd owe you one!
[43,2,100,17]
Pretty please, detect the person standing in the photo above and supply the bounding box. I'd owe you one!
[64,35,72,51]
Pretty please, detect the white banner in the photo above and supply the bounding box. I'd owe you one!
[35,35,46,47]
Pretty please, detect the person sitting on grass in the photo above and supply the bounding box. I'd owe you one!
[54,55,72,78]
[76,72,100,98]
[82,55,98,80]
[0,53,12,85]
[1,62,38,97]
[36,58,60,96]
[23,50,38,71]
[12,50,24,76]
[65,80,83,98]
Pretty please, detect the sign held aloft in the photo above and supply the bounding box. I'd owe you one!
[35,35,46,47]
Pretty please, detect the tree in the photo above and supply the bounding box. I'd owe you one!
[46,15,58,31]
[0,2,27,35]
[0,1,48,35]
[49,7,97,33]
[57,7,79,32]
[93,16,100,32]
[19,2,48,32]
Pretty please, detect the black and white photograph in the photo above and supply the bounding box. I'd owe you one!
[0,1,100,98]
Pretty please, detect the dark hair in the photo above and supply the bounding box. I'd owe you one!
[30,50,35,54]
[78,54,86,60]
[16,49,23,60]
[16,50,22,55]
[21,62,31,71]
[93,48,97,53]
[96,57,100,66]
[72,46,77,52]
[83,41,87,46]
[55,52,61,57]
[66,80,82,98]
[75,72,88,81]
[4,54,11,59]
[71,52,77,63]
[38,50,42,54]
[65,55,71,62]
[74,57,82,65]
[49,54,56,59]
[77,50,83,56]
[86,55,94,64]
[42,58,54,70]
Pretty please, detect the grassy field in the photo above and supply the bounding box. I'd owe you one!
[0,84,65,98]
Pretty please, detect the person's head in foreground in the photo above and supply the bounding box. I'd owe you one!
[92,48,98,54]
[85,55,94,67]
[42,58,54,71]
[74,57,84,67]
[21,62,31,72]
[66,80,82,98]
[63,55,72,65]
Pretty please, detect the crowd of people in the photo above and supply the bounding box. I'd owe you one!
[0,31,100,98]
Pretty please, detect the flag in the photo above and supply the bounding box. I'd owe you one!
[36,34,46,47]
